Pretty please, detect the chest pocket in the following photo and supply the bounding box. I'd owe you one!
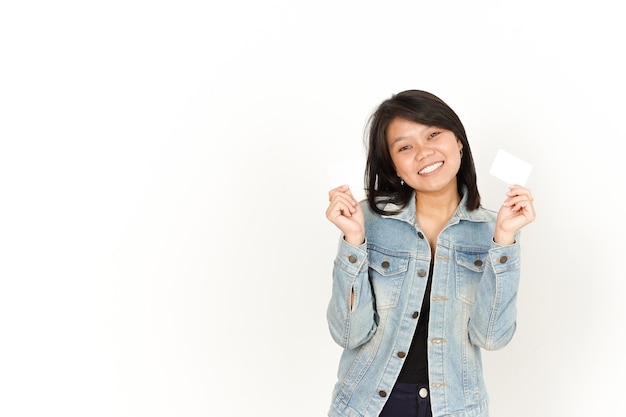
[368,247,409,310]
[454,248,488,305]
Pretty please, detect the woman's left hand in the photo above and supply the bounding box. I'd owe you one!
[493,185,536,245]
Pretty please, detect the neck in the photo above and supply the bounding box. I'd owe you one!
[415,188,461,222]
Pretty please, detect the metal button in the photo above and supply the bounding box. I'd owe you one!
[417,231,425,239]
[412,311,419,319]
[348,254,357,263]
[474,259,483,267]
[397,351,406,358]
[381,260,390,269]
[418,269,427,277]
[418,387,428,398]
[379,390,387,397]
[499,255,508,264]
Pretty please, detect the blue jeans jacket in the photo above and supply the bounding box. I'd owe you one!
[327,192,521,417]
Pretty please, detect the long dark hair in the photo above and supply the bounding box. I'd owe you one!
[365,90,481,215]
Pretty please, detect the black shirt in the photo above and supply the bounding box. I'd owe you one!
[396,264,434,383]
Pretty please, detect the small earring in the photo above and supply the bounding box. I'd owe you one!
[400,179,405,186]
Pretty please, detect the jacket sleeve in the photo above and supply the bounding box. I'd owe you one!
[326,237,378,350]
[468,238,522,351]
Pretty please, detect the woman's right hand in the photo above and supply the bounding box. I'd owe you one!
[326,185,365,246]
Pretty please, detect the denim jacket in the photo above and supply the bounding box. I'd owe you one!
[327,191,521,417]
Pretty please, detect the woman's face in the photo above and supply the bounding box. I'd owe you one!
[386,117,463,195]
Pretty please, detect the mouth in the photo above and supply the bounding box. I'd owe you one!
[418,162,443,175]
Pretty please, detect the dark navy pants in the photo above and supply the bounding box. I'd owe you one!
[378,383,432,417]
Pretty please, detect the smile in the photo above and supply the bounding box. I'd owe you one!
[419,162,443,175]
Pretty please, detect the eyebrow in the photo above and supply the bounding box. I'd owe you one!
[389,136,409,146]
[390,136,408,145]
[389,125,442,146]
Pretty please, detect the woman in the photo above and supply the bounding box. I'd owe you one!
[325,90,535,417]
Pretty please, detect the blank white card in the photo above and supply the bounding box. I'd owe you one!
[489,149,533,186]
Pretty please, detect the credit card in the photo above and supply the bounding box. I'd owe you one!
[327,159,366,201]
[489,149,533,186]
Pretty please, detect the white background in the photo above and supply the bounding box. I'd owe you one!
[1,1,624,416]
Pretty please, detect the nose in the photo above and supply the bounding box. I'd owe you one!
[415,143,434,161]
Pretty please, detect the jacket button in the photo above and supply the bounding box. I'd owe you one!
[417,231,425,239]
[348,254,358,263]
[499,256,508,264]
[412,311,419,319]
[418,269,427,277]
[397,351,406,358]
[379,390,387,397]
[381,261,390,269]
[474,259,483,267]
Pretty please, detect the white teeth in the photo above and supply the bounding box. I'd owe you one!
[419,162,443,174]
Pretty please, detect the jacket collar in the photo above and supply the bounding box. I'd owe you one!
[380,187,492,226]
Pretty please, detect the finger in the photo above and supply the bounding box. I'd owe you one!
[331,192,358,208]
[342,186,357,201]
[504,186,533,206]
[329,185,355,201]
[329,186,358,207]
[327,204,349,222]
[506,185,533,199]
[327,198,356,220]
[508,199,536,220]
[504,195,534,208]
[328,184,349,197]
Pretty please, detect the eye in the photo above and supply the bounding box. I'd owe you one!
[398,145,412,152]
[428,131,441,139]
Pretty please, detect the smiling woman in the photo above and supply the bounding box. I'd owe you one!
[325,90,536,417]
